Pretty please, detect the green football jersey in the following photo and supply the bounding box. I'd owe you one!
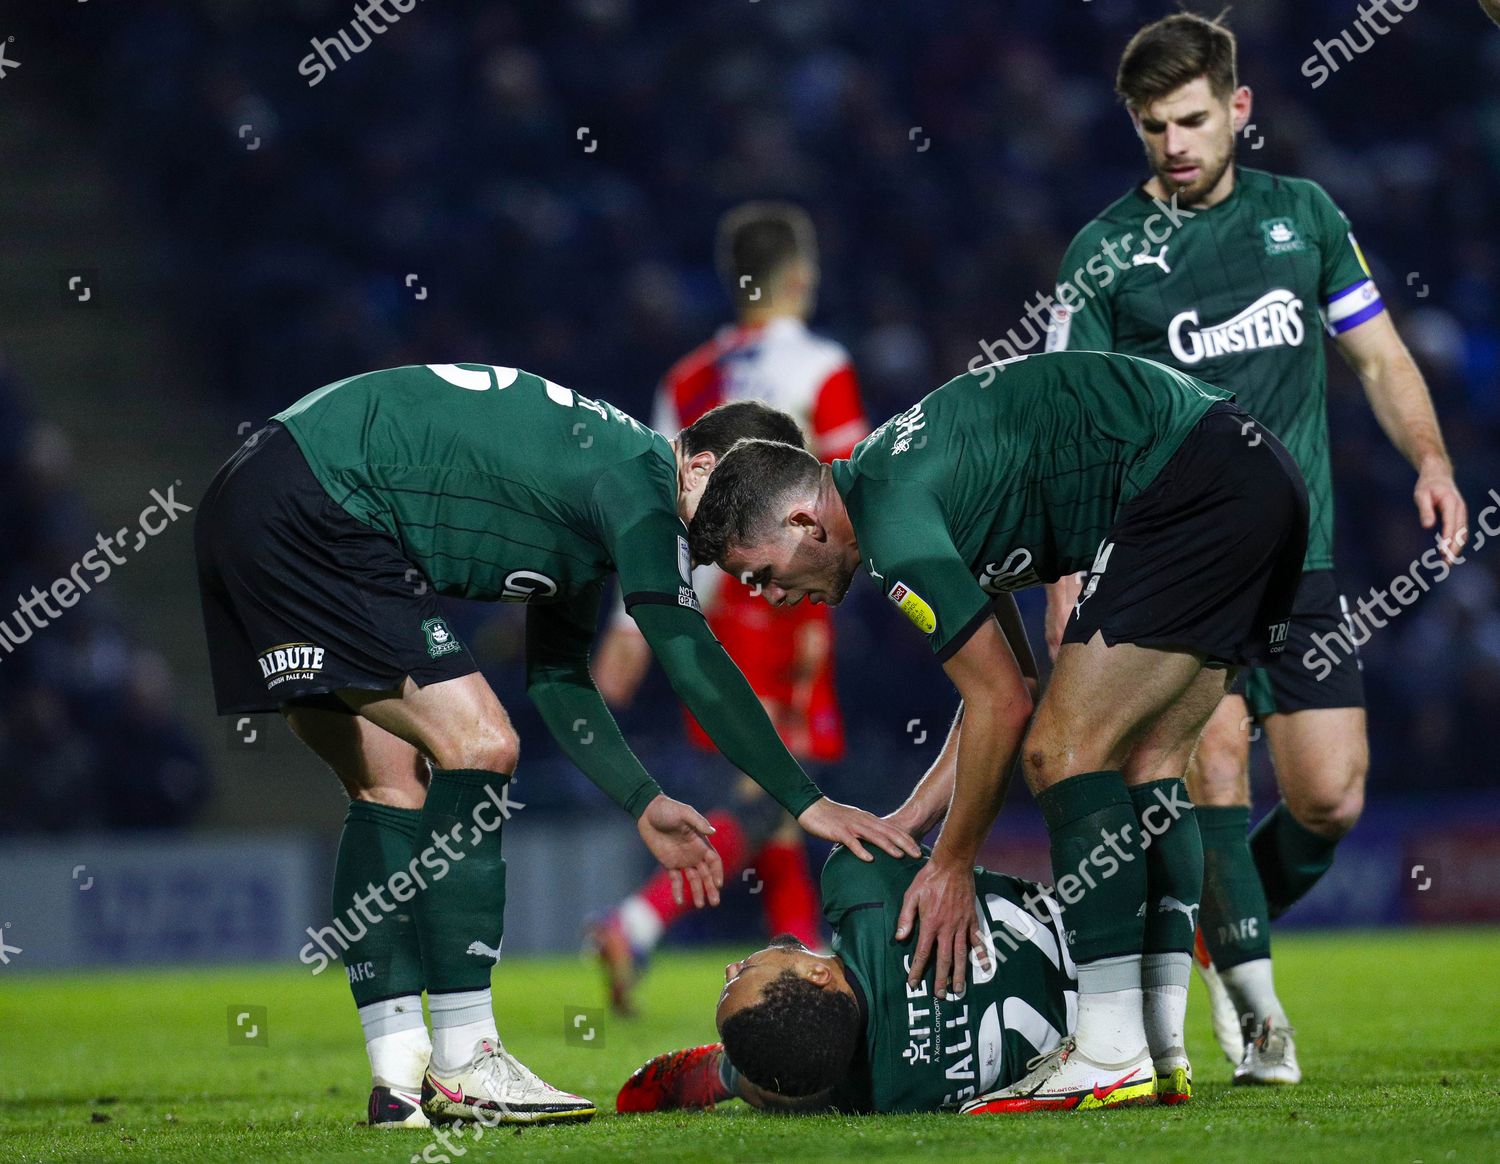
[1046,167,1385,571]
[271,362,824,820]
[829,351,1229,660]
[822,849,1076,1113]
[275,363,699,613]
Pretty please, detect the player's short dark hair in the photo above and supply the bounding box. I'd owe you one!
[716,201,818,308]
[678,401,805,460]
[688,438,821,567]
[719,968,860,1097]
[1116,11,1238,108]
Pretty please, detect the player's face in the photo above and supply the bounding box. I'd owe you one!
[715,934,853,1028]
[723,525,858,608]
[1133,76,1247,207]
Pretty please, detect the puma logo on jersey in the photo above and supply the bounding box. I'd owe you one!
[466,939,503,962]
[1168,289,1306,364]
[1158,896,1200,929]
[1132,243,1171,274]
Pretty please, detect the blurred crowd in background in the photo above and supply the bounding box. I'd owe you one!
[0,362,210,833]
[7,0,1497,834]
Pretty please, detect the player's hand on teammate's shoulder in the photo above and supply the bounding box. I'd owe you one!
[1414,458,1468,563]
[797,797,923,863]
[881,802,928,843]
[895,854,987,997]
[636,794,725,909]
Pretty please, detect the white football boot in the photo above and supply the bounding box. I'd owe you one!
[961,1038,1156,1114]
[367,1084,430,1128]
[1234,1016,1301,1085]
[1194,930,1246,1064]
[1153,1049,1193,1105]
[422,1037,596,1124]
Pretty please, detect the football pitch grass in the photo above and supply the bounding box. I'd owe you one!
[2,929,1496,1163]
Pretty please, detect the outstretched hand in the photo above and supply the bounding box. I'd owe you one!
[637,794,724,908]
[798,797,923,862]
[895,857,987,996]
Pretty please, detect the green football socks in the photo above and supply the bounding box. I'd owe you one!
[1198,805,1273,967]
[1131,778,1202,958]
[333,799,425,1006]
[1037,770,1145,966]
[413,768,511,994]
[1250,800,1340,920]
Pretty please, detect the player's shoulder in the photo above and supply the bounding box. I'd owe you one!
[843,378,966,488]
[1240,166,1343,215]
[1065,186,1150,245]
[820,847,920,920]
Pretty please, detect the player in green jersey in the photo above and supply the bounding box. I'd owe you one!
[1041,13,1468,1083]
[616,847,1078,1115]
[194,363,917,1129]
[689,349,1310,1112]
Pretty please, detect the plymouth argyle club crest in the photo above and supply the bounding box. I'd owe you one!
[1259,217,1307,256]
[422,616,462,658]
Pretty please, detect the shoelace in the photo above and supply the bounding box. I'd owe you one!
[501,1049,564,1095]
[1256,1021,1297,1055]
[1022,1037,1074,1076]
[471,1045,514,1099]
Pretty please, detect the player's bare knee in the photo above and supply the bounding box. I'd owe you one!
[440,724,520,774]
[1292,778,1364,840]
[1186,731,1250,806]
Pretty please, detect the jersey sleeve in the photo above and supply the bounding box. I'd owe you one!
[591,453,703,618]
[629,603,824,817]
[812,363,870,461]
[858,480,993,663]
[1045,223,1117,353]
[1306,181,1385,337]
[524,585,664,818]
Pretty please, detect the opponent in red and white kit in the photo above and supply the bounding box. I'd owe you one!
[590,203,869,1015]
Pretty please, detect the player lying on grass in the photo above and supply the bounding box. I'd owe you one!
[687,350,1310,1112]
[618,845,1099,1115]
[193,365,918,1130]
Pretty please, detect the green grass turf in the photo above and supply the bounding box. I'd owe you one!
[2,929,1496,1163]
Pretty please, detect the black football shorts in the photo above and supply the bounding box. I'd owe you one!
[1063,401,1309,668]
[194,422,477,715]
[1235,569,1366,715]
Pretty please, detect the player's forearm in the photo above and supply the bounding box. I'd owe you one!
[1358,344,1452,475]
[928,697,1027,867]
[891,704,964,838]
[528,676,663,818]
[632,604,823,818]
